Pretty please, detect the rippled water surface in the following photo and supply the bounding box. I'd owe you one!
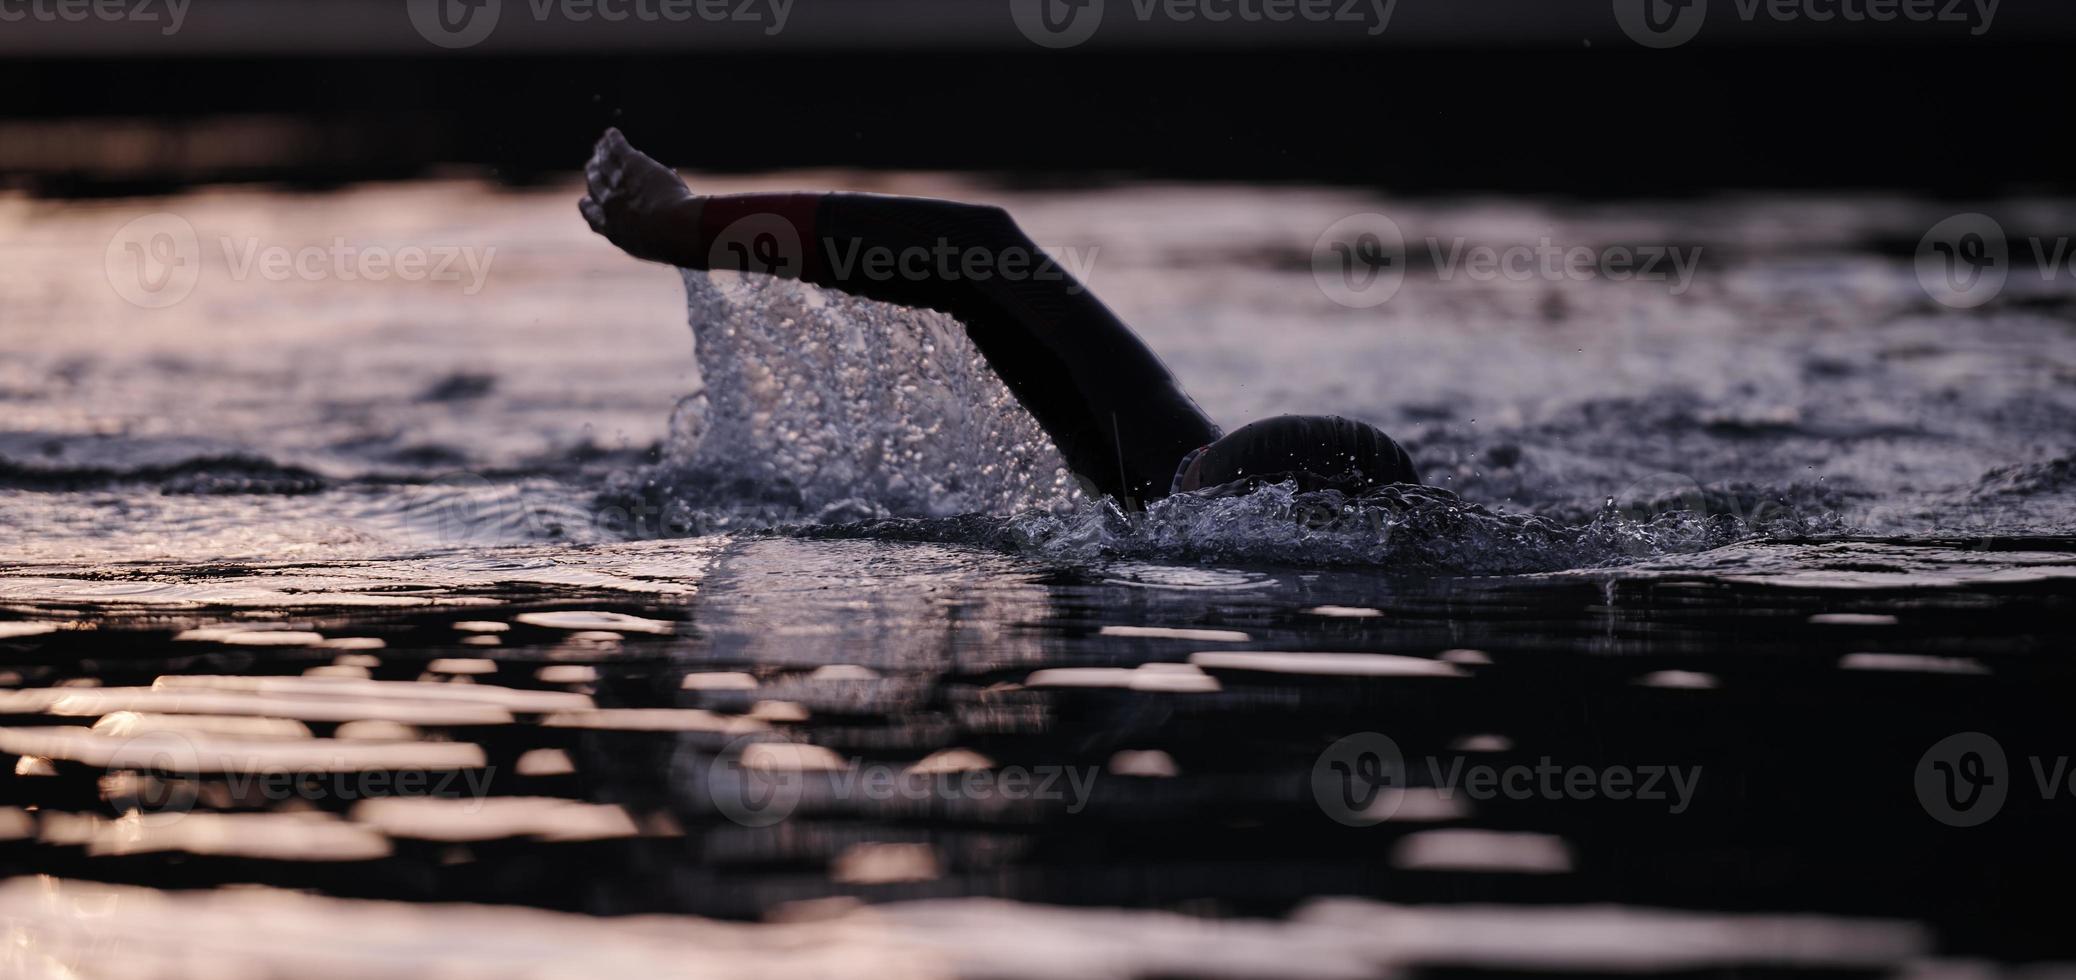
[3,180,2075,975]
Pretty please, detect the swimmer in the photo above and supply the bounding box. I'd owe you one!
[580,128,1418,508]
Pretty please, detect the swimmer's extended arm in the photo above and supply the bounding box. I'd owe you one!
[581,133,1218,505]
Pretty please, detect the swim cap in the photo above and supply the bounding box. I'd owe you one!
[1188,415,1419,494]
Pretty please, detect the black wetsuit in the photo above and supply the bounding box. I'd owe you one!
[685,193,1221,507]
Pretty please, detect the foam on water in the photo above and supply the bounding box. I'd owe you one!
[793,480,1846,574]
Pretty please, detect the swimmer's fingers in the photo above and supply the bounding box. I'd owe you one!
[586,134,620,194]
[605,128,653,180]
[603,127,632,164]
[599,128,684,193]
[586,131,628,197]
[599,128,643,183]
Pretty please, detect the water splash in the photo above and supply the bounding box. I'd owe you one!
[790,481,1848,574]
[625,269,1862,572]
[656,269,1079,519]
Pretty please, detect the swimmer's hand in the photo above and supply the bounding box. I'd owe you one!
[579,128,701,266]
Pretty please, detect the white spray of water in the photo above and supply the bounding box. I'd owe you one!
[667,269,1079,519]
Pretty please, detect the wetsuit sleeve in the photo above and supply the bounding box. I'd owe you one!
[683,192,1221,507]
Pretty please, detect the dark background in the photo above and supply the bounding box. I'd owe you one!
[4,0,2073,196]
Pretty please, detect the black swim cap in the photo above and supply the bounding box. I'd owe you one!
[1189,415,1419,494]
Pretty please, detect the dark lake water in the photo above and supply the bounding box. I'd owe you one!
[2,181,2073,975]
